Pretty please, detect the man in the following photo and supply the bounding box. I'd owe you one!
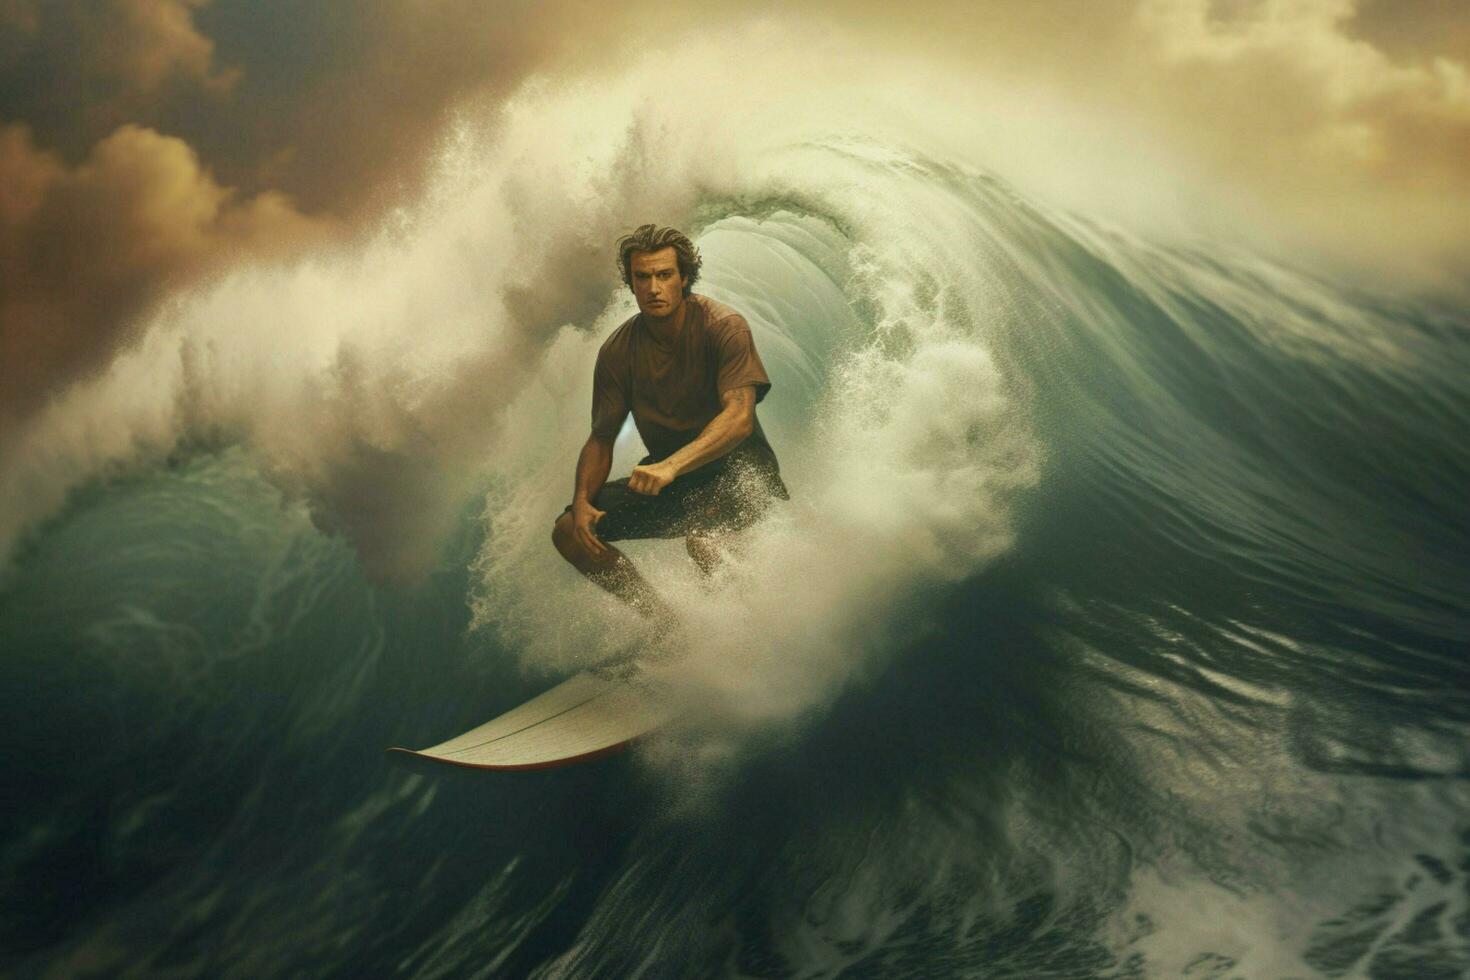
[551,224,788,625]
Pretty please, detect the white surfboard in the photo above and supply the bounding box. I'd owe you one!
[387,663,676,771]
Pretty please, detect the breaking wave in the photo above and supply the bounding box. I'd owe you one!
[3,27,1468,979]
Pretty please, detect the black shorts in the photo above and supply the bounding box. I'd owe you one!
[562,441,789,542]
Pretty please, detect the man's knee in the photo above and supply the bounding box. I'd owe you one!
[552,512,580,563]
[553,511,616,572]
[685,532,727,574]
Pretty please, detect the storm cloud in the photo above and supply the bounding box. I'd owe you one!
[0,121,326,429]
[0,0,606,433]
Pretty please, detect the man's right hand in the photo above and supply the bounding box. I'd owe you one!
[571,499,608,557]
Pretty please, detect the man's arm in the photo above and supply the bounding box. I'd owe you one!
[571,433,616,556]
[576,343,629,556]
[627,386,756,496]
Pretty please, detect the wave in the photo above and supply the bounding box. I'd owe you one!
[3,29,1470,978]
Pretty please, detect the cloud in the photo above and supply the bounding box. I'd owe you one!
[88,0,237,97]
[2,0,632,216]
[0,1,235,143]
[0,122,327,432]
[1125,0,1470,283]
[1141,0,1469,132]
[0,0,633,435]
[6,1,1469,276]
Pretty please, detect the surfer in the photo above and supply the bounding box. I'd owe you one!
[552,224,789,625]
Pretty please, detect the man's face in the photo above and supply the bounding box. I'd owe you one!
[629,247,687,319]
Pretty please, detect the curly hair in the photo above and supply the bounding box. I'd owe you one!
[615,224,702,297]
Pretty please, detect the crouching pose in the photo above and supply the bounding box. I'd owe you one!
[552,224,788,625]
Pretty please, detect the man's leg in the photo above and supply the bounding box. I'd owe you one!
[552,511,674,625]
[681,446,786,577]
[685,531,736,577]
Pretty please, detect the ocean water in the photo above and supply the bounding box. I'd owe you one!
[3,47,1469,980]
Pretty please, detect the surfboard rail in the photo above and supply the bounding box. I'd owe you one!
[386,665,675,772]
[384,740,636,772]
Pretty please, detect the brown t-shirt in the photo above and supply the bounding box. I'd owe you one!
[592,294,773,462]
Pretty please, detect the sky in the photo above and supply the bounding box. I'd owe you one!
[1,0,1467,441]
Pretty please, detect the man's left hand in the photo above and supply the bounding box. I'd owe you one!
[628,461,677,495]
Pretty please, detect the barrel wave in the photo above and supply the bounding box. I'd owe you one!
[2,60,1468,979]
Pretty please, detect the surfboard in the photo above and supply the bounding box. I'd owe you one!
[386,662,676,772]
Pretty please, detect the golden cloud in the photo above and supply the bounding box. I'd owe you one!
[93,0,237,97]
[0,122,327,434]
